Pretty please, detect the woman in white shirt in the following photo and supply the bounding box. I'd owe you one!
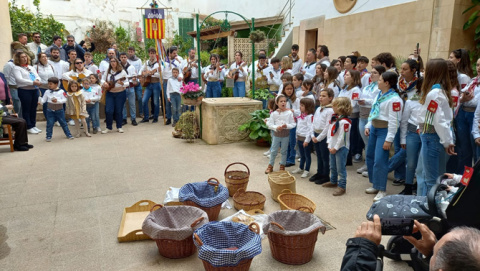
[101,58,128,133]
[36,52,55,120]
[227,51,248,97]
[12,51,42,134]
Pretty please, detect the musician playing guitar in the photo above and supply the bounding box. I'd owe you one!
[227,51,248,97]
[202,54,223,98]
[139,48,162,123]
[100,57,128,133]
[62,58,92,90]
[119,52,138,126]
[181,48,200,85]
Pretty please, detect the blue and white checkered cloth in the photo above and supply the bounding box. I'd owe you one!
[179,181,229,208]
[193,221,262,267]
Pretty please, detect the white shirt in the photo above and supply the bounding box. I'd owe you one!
[180,58,201,79]
[250,63,271,80]
[400,99,422,144]
[162,58,183,80]
[3,61,16,86]
[27,42,48,63]
[337,70,345,88]
[360,82,380,107]
[301,61,316,80]
[460,77,480,108]
[101,70,129,91]
[286,97,301,118]
[203,65,224,81]
[291,57,303,75]
[312,106,334,135]
[167,77,182,99]
[267,67,282,88]
[458,72,471,90]
[41,88,67,104]
[365,92,403,142]
[417,87,454,148]
[338,86,362,114]
[84,62,99,75]
[48,59,69,80]
[317,117,351,150]
[267,110,296,131]
[82,87,101,104]
[472,101,480,139]
[122,63,137,87]
[327,81,341,98]
[35,63,55,86]
[99,60,110,75]
[62,69,93,83]
[127,58,143,74]
[296,113,314,142]
[228,62,248,79]
[12,65,40,89]
[360,73,371,90]
[140,60,160,79]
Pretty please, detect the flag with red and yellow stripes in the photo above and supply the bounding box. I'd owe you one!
[144,9,165,39]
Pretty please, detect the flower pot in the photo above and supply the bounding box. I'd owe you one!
[182,96,203,106]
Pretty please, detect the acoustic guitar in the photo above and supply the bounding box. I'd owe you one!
[183,59,197,84]
[229,62,248,82]
[104,77,126,92]
[139,74,151,87]
[63,73,87,90]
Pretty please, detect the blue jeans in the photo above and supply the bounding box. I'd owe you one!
[122,87,136,121]
[297,139,313,171]
[269,135,290,166]
[206,81,221,98]
[134,84,143,116]
[40,88,48,119]
[388,130,406,180]
[359,117,369,154]
[93,102,100,130]
[287,127,297,164]
[313,133,330,177]
[46,108,71,138]
[416,154,427,196]
[329,146,349,189]
[142,82,160,120]
[86,104,96,130]
[349,117,364,156]
[170,93,182,122]
[233,81,246,97]
[455,107,475,173]
[421,133,446,193]
[366,127,389,191]
[10,88,22,118]
[17,88,39,129]
[405,131,422,185]
[162,80,172,120]
[105,90,126,130]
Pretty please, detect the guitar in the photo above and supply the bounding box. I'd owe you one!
[229,62,248,82]
[104,77,126,92]
[183,59,197,84]
[62,73,87,90]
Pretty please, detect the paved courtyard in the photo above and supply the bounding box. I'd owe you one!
[0,120,411,271]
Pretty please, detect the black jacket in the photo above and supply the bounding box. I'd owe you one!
[341,238,378,271]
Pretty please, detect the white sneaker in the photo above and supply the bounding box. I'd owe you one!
[373,191,387,202]
[33,127,42,133]
[298,157,301,162]
[263,150,271,156]
[55,121,60,126]
[27,128,39,134]
[68,120,75,126]
[118,128,124,133]
[101,129,111,134]
[301,171,310,178]
[362,171,369,178]
[97,127,102,132]
[365,187,379,194]
[266,154,271,159]
[357,164,367,174]
[292,168,304,174]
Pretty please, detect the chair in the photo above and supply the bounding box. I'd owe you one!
[0,124,14,152]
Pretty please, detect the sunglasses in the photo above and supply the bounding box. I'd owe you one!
[75,62,83,64]
[67,40,74,42]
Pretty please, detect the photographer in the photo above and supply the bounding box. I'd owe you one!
[341,215,480,271]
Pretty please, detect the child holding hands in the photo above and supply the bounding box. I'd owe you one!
[41,77,74,141]
[66,81,90,138]
[82,78,100,134]
[291,98,316,178]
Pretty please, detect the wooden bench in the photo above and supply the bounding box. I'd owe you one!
[0,124,14,152]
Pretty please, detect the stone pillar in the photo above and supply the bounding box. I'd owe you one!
[0,0,13,65]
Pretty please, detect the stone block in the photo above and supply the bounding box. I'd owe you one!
[199,97,262,145]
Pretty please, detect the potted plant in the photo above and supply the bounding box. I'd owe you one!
[238,109,271,146]
[180,82,204,106]
[249,30,266,43]
[248,88,274,109]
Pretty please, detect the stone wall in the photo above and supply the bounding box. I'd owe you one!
[0,0,13,65]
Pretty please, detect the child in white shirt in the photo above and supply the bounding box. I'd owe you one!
[316,97,353,196]
[291,98,315,178]
[167,67,183,126]
[88,74,102,133]
[41,77,73,141]
[81,78,100,134]
[265,94,296,174]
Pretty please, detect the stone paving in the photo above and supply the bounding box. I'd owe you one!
[0,120,411,270]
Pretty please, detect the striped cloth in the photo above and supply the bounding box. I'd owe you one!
[179,181,229,208]
[193,221,262,267]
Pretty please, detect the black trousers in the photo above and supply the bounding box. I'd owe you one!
[2,116,28,146]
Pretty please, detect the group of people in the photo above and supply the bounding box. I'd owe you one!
[262,43,480,203]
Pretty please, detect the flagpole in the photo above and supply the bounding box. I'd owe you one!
[155,39,167,125]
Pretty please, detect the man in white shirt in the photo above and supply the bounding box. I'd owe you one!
[289,44,303,75]
[127,47,144,118]
[357,56,371,90]
[120,52,138,126]
[27,32,47,64]
[3,47,24,117]
[251,54,270,90]
[48,48,69,90]
[316,45,330,67]
[301,48,317,80]
[181,48,200,84]
[161,46,183,125]
[139,48,162,123]
[84,52,99,75]
[99,49,116,77]
[267,57,282,93]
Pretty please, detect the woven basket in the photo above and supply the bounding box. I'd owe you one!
[200,258,253,271]
[224,162,250,197]
[267,222,321,265]
[233,189,266,211]
[181,178,226,221]
[277,189,316,213]
[268,172,296,202]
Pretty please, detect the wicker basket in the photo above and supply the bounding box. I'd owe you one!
[181,178,226,221]
[224,162,250,197]
[200,258,253,271]
[232,189,266,211]
[268,172,296,202]
[277,189,316,213]
[267,222,321,265]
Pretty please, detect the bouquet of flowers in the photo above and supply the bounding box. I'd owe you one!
[180,82,204,100]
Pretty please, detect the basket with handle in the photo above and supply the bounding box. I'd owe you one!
[263,210,326,265]
[232,189,266,211]
[277,189,316,213]
[193,221,262,271]
[224,162,250,197]
[142,204,209,259]
[268,171,296,202]
[180,178,229,221]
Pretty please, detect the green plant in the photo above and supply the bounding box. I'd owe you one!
[239,109,271,142]
[199,51,210,67]
[221,84,233,97]
[170,31,193,57]
[248,88,273,101]
[249,30,266,43]
[9,0,66,44]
